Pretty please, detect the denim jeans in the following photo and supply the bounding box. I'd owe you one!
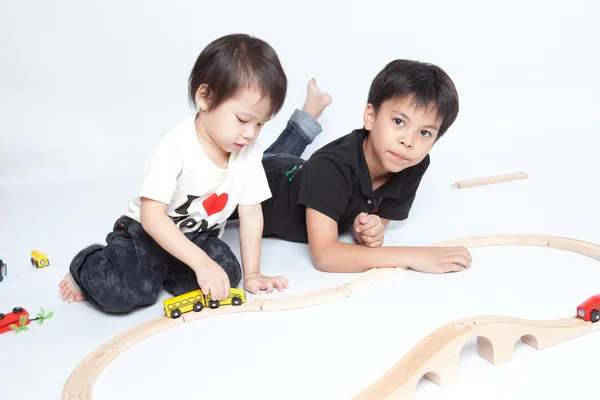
[263,109,322,159]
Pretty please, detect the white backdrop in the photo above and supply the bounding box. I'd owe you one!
[2,0,599,186]
[1,1,600,400]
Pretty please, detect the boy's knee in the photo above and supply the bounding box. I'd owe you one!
[69,244,104,282]
[204,236,242,287]
[70,237,165,314]
[223,251,242,287]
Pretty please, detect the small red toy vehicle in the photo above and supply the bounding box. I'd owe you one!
[576,295,600,323]
[0,307,30,334]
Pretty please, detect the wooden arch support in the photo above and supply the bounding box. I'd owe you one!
[62,234,600,400]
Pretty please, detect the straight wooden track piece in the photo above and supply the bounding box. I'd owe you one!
[452,172,528,188]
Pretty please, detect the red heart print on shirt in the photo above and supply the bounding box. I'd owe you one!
[202,193,229,216]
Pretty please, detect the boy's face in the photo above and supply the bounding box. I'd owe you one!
[363,96,441,175]
[196,86,272,154]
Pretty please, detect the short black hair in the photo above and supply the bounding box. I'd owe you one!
[367,59,459,139]
[188,33,287,118]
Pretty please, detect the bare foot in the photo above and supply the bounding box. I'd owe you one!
[302,78,332,119]
[58,273,85,303]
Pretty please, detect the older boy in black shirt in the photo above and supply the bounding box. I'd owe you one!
[260,61,472,274]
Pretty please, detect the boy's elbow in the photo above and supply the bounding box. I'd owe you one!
[313,255,328,272]
[310,244,337,272]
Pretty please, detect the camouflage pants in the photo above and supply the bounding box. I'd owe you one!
[69,216,241,313]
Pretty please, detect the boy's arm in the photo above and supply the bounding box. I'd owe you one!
[353,215,390,246]
[238,203,289,294]
[140,197,230,300]
[237,203,263,277]
[306,207,472,274]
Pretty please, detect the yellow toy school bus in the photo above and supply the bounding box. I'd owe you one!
[163,287,245,319]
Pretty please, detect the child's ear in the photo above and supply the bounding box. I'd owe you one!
[195,84,211,111]
[363,104,375,130]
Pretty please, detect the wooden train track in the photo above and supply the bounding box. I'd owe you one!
[451,172,528,188]
[62,234,600,399]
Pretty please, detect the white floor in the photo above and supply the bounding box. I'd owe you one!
[1,138,599,400]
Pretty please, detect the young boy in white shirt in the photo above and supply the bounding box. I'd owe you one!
[58,33,307,312]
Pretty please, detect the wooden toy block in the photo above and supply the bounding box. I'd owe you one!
[476,329,522,365]
[451,172,528,188]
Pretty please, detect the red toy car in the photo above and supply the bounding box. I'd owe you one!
[576,295,600,323]
[0,307,30,334]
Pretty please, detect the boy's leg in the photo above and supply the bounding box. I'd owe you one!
[64,217,170,313]
[263,110,321,157]
[162,230,242,296]
[264,78,332,158]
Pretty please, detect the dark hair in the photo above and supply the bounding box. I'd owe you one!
[367,59,459,139]
[188,34,287,117]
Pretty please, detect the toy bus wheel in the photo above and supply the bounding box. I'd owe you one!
[592,310,600,323]
[171,308,182,319]
[0,313,4,320]
[13,307,23,313]
[30,258,34,266]
[193,302,204,312]
[209,300,219,309]
[232,297,242,306]
[35,261,39,268]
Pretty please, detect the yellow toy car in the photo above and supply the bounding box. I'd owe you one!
[30,250,49,268]
[163,287,245,319]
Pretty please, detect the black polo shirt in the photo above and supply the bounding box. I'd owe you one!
[261,128,430,243]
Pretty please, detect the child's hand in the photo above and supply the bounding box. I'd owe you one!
[194,258,231,301]
[410,246,473,274]
[244,273,289,295]
[353,212,385,247]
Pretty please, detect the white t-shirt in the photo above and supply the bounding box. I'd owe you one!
[126,115,272,237]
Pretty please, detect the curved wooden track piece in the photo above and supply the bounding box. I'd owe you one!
[62,234,600,399]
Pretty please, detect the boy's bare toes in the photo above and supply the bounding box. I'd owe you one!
[302,78,332,119]
[59,273,84,302]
